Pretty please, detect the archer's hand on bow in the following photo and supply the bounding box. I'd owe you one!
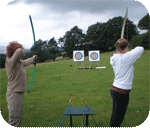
[33,55,37,65]
[33,55,37,60]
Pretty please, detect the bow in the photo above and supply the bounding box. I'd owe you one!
[121,7,128,39]
[28,15,36,93]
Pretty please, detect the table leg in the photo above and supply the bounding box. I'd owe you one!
[70,115,73,127]
[86,115,88,127]
[82,114,84,127]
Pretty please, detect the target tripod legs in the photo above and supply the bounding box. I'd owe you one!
[89,62,92,70]
[74,63,77,71]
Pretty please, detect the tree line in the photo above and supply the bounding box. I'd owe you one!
[0,14,149,68]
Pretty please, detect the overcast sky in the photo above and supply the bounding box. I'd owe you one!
[0,0,149,49]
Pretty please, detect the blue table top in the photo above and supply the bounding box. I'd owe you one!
[64,107,93,116]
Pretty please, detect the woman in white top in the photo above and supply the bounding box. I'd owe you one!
[110,38,144,127]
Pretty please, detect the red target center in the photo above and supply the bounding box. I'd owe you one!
[93,54,96,58]
[77,54,80,58]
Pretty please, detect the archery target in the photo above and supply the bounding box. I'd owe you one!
[88,50,100,62]
[75,52,82,60]
[73,50,84,62]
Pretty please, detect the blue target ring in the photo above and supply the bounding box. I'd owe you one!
[90,52,98,60]
[75,52,82,60]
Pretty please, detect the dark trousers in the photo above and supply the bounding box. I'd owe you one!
[110,89,129,127]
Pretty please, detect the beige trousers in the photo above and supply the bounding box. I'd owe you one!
[6,91,24,127]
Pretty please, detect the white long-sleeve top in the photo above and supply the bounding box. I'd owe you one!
[110,46,144,90]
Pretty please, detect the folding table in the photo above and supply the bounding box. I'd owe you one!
[64,107,93,127]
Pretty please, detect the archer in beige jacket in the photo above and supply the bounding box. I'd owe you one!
[5,41,37,127]
[5,48,35,92]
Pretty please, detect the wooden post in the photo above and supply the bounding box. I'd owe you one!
[74,62,77,71]
[82,62,85,70]
[97,62,100,70]
[89,62,92,71]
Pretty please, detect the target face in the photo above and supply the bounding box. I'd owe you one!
[73,50,84,62]
[75,52,82,60]
[89,50,100,62]
[90,52,98,60]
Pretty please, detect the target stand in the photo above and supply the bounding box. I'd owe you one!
[88,62,100,70]
[73,50,85,71]
[74,62,85,71]
[88,51,100,70]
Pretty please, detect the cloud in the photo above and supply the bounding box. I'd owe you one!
[8,0,148,23]
[1,0,149,49]
[7,0,145,14]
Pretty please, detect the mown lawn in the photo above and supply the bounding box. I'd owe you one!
[0,50,149,127]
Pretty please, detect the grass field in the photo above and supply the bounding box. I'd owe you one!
[0,50,149,127]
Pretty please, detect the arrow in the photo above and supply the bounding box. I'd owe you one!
[57,97,75,127]
[83,98,98,127]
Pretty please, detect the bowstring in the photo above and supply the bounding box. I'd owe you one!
[24,18,30,49]
[127,18,128,41]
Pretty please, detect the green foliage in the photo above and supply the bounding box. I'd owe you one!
[131,31,150,49]
[85,17,138,52]
[48,37,60,61]
[62,52,67,58]
[30,38,60,62]
[0,54,6,69]
[62,17,138,57]
[64,26,85,58]
[85,22,107,51]
[48,37,57,46]
[1,50,149,127]
[28,15,141,60]
[138,14,149,31]
[31,39,48,63]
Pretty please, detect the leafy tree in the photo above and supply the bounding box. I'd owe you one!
[63,26,85,58]
[131,14,149,49]
[58,37,65,47]
[85,16,138,52]
[0,54,6,68]
[138,14,150,31]
[30,39,50,63]
[48,37,57,47]
[85,22,107,52]
[105,17,138,49]
[131,31,149,49]
[47,37,59,61]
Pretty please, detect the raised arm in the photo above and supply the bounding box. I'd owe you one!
[20,56,35,67]
[127,46,144,65]
[11,48,25,67]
